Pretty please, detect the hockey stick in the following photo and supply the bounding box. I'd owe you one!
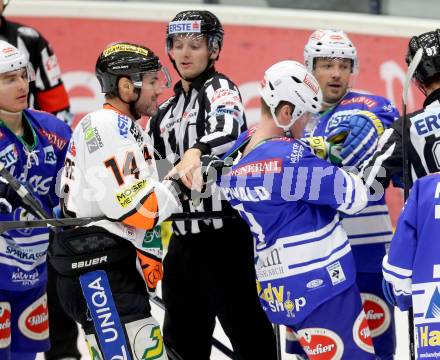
[274,324,282,360]
[0,211,239,233]
[402,47,423,360]
[0,171,281,359]
[0,162,51,220]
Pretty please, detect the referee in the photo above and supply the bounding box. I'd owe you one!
[361,29,440,192]
[148,10,277,360]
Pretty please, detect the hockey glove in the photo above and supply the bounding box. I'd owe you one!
[327,111,384,167]
[300,136,344,165]
[0,176,25,214]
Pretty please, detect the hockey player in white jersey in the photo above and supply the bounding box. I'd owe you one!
[218,60,376,359]
[49,42,182,360]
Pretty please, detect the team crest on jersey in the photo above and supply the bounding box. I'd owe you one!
[353,309,375,354]
[0,302,11,349]
[43,145,57,165]
[298,327,344,359]
[361,293,391,337]
[18,294,49,340]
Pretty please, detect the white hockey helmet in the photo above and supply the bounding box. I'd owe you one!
[0,40,32,78]
[260,60,322,132]
[304,29,358,74]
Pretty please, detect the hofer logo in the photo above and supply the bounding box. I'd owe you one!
[298,327,344,359]
[353,309,375,354]
[0,302,11,349]
[361,293,391,337]
[18,294,49,341]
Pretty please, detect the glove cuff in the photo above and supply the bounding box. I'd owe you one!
[357,110,384,136]
[302,136,328,160]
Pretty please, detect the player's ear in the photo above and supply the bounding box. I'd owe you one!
[278,103,293,125]
[118,77,134,101]
[209,48,219,60]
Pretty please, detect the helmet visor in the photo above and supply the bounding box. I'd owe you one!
[131,67,171,90]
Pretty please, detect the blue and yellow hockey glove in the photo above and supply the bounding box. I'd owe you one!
[327,111,384,167]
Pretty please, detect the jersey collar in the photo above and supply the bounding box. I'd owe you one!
[423,88,440,108]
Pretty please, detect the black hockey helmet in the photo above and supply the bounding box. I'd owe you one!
[96,42,163,95]
[166,10,224,55]
[406,29,440,85]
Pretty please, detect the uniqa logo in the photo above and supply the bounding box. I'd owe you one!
[88,276,119,343]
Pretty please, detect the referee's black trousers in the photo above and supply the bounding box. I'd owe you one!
[162,217,278,360]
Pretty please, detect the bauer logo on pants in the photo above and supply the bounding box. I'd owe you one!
[361,292,391,337]
[18,294,49,340]
[353,309,375,354]
[298,327,344,359]
[0,302,11,349]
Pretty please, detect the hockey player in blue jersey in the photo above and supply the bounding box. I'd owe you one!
[285,29,399,360]
[218,60,376,359]
[0,40,71,360]
[382,173,440,359]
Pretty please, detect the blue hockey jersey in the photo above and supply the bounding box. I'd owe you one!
[308,91,400,273]
[218,130,368,325]
[383,173,440,359]
[0,109,71,291]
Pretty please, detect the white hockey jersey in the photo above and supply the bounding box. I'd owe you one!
[383,173,440,359]
[60,105,181,250]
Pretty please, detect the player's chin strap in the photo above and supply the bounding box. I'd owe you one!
[270,108,295,138]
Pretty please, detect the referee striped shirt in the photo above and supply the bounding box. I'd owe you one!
[147,66,246,235]
[361,88,440,191]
